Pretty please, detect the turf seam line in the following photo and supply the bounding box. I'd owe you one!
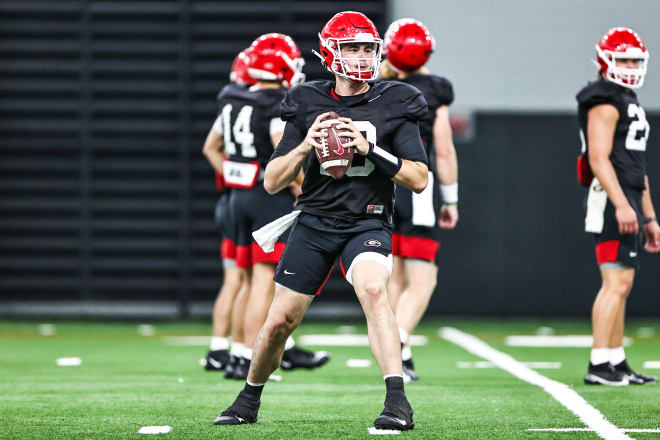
[440,327,632,440]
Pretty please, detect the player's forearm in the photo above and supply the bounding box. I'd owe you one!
[264,144,308,194]
[202,131,225,174]
[589,156,629,209]
[435,147,457,186]
[433,106,458,185]
[393,160,428,194]
[642,175,656,220]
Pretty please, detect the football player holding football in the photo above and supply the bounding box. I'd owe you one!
[380,18,459,383]
[577,27,659,386]
[214,11,429,431]
[214,34,329,380]
[201,49,254,374]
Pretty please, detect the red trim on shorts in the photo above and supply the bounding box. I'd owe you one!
[339,258,347,277]
[392,233,401,256]
[215,172,225,192]
[251,241,286,265]
[221,239,236,260]
[397,235,440,262]
[236,245,252,268]
[315,266,334,296]
[596,240,620,265]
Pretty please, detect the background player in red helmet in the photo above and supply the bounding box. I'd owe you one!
[577,27,659,386]
[201,48,255,373]
[380,18,459,383]
[214,11,429,431]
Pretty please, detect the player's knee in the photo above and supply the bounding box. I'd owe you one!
[359,280,388,305]
[265,312,297,339]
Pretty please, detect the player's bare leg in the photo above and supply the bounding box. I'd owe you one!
[387,256,406,311]
[224,270,250,378]
[352,259,414,431]
[205,266,243,371]
[586,267,634,385]
[214,286,313,425]
[243,263,276,353]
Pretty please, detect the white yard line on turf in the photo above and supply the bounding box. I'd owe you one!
[138,426,171,435]
[643,361,660,369]
[528,429,660,433]
[298,334,427,347]
[440,327,632,440]
[457,361,561,369]
[505,335,632,347]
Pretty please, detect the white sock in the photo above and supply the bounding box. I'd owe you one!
[285,336,295,350]
[230,342,244,357]
[398,328,409,345]
[242,346,253,360]
[610,346,626,365]
[383,374,404,380]
[210,336,230,351]
[401,346,412,361]
[590,348,610,365]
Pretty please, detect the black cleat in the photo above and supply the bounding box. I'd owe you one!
[402,358,419,383]
[224,355,238,379]
[213,391,260,425]
[204,349,230,371]
[374,392,414,431]
[613,360,658,385]
[232,357,250,380]
[280,345,330,370]
[584,362,629,386]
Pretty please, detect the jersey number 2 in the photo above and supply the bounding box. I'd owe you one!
[320,120,376,177]
[221,104,257,158]
[625,103,650,152]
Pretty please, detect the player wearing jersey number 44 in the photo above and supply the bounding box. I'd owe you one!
[577,27,659,387]
[213,11,429,431]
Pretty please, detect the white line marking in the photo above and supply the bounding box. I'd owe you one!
[164,336,211,346]
[39,323,56,336]
[347,359,372,368]
[367,427,401,435]
[297,334,427,347]
[528,428,660,433]
[138,324,155,336]
[138,426,172,434]
[637,327,654,338]
[536,326,554,336]
[643,361,660,369]
[456,361,561,369]
[505,335,632,347]
[440,327,631,440]
[56,357,81,366]
[337,325,357,334]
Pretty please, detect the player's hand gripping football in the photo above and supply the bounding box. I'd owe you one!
[615,205,639,235]
[439,204,458,229]
[643,219,660,253]
[336,117,370,155]
[302,112,333,154]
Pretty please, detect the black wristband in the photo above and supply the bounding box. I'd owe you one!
[643,217,657,225]
[366,142,402,179]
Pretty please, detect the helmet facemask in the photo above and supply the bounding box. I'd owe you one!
[314,33,383,82]
[596,45,649,89]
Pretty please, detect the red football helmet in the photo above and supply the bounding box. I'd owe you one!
[247,33,305,88]
[384,18,435,73]
[229,49,256,85]
[313,11,383,82]
[596,27,649,89]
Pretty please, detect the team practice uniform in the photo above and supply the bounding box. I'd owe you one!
[390,74,454,265]
[577,78,650,268]
[215,83,294,268]
[271,80,428,295]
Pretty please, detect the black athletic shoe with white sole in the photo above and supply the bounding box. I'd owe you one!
[584,362,629,386]
[213,391,260,425]
[280,346,330,370]
[374,392,414,431]
[204,349,230,371]
[613,360,658,385]
[402,358,419,383]
[224,355,238,379]
[231,357,250,380]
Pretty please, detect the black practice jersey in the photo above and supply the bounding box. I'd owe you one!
[216,84,286,168]
[272,80,428,222]
[392,74,453,174]
[577,78,650,190]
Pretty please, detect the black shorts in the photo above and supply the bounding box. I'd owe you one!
[392,180,442,264]
[230,183,295,268]
[273,213,394,295]
[585,179,643,269]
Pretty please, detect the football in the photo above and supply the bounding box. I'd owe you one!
[314,112,354,179]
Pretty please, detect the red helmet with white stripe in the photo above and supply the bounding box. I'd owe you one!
[596,27,649,89]
[230,49,256,85]
[313,11,383,82]
[384,18,435,73]
[247,33,305,88]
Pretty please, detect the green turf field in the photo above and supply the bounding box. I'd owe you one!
[1,319,659,439]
